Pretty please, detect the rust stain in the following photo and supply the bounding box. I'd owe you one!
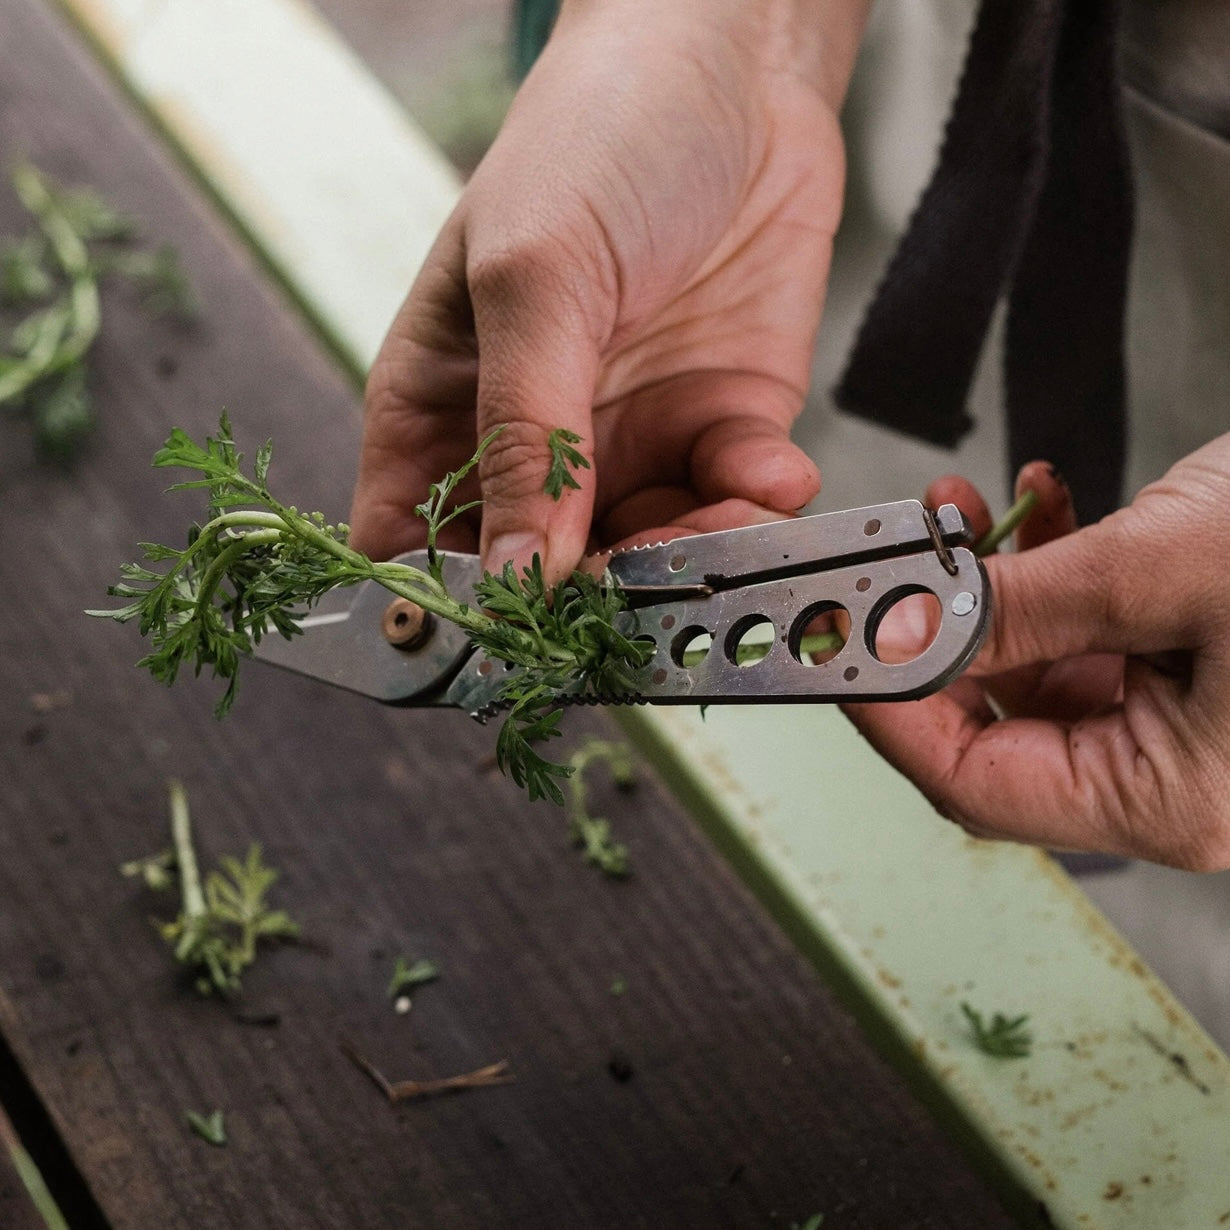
[1057,1103,1100,1131]
[1091,1067,1129,1094]
[1103,1181,1124,1201]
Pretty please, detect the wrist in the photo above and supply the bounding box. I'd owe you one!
[554,0,870,114]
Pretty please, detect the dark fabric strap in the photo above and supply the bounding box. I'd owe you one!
[835,0,1133,524]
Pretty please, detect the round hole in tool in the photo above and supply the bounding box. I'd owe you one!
[671,626,713,668]
[843,666,859,682]
[787,602,850,666]
[660,613,676,630]
[855,576,872,593]
[867,586,941,664]
[863,518,881,536]
[669,553,687,573]
[724,614,776,668]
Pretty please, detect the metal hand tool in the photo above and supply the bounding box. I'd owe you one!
[254,500,990,716]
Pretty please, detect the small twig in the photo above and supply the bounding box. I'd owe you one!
[340,1040,513,1103]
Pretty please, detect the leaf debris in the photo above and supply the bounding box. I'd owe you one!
[123,779,299,996]
[960,1002,1033,1059]
[0,162,194,458]
[388,956,440,1000]
[543,427,589,499]
[185,1109,227,1147]
[564,738,635,877]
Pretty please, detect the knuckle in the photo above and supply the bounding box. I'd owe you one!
[1115,751,1230,871]
[479,420,554,503]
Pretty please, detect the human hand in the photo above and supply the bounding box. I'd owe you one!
[350,0,870,580]
[845,435,1230,870]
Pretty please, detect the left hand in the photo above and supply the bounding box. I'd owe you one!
[844,438,1230,870]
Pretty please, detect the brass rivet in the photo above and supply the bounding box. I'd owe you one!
[382,599,431,649]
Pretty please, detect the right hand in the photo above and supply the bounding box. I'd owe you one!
[350,0,870,580]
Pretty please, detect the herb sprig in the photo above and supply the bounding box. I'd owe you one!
[564,738,635,877]
[960,1001,1033,1059]
[123,779,299,996]
[92,416,650,804]
[544,427,589,499]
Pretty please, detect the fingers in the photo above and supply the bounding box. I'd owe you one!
[842,690,1126,855]
[924,474,993,542]
[599,495,789,554]
[690,415,820,514]
[845,662,1230,868]
[467,239,607,582]
[351,224,482,561]
[1013,462,1077,551]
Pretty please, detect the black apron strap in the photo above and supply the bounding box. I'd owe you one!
[835,0,1133,524]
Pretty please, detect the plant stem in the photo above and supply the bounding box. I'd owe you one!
[974,489,1039,557]
[0,1106,70,1230]
[168,778,205,925]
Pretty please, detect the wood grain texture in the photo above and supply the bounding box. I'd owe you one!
[0,0,1017,1225]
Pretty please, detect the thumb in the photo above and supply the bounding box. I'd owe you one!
[469,251,603,583]
[977,510,1178,674]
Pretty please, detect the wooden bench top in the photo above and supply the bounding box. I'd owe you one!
[0,0,1019,1224]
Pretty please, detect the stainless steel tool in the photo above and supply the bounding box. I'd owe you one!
[253,500,990,716]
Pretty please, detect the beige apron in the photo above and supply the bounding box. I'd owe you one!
[802,0,1230,511]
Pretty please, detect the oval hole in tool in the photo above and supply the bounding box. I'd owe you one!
[788,602,850,666]
[867,586,941,664]
[671,626,713,668]
[724,614,776,668]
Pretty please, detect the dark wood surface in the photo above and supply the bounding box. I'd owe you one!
[0,0,1018,1225]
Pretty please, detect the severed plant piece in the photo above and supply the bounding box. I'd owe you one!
[564,738,635,877]
[960,1001,1033,1059]
[185,1109,227,1147]
[387,956,440,999]
[125,779,299,996]
[0,162,194,458]
[543,427,590,499]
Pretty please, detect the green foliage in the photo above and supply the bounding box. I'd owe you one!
[387,956,440,999]
[0,162,194,458]
[475,558,651,804]
[563,738,635,876]
[960,1002,1033,1059]
[124,779,299,997]
[185,1110,227,1147]
[160,844,300,997]
[543,426,589,499]
[93,417,649,804]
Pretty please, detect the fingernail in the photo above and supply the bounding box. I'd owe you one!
[485,531,545,576]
